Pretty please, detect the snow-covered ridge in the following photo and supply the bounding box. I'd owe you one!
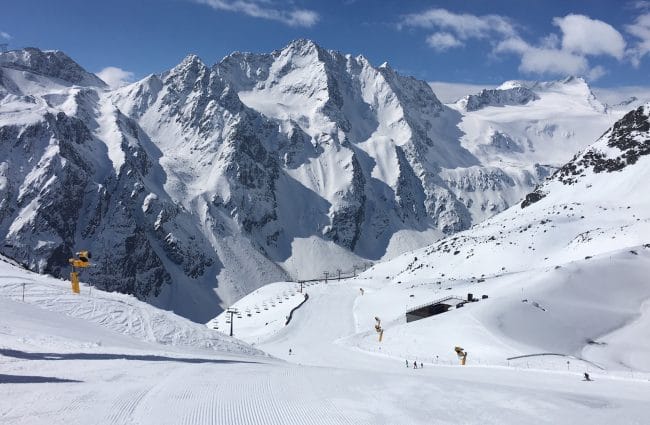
[458,86,538,111]
[0,48,106,88]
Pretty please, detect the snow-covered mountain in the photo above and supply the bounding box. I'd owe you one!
[445,76,622,223]
[0,41,625,321]
[360,103,650,371]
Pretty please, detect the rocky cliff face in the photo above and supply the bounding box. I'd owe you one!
[459,86,538,111]
[0,42,620,321]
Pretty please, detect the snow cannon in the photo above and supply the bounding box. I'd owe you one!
[374,316,384,342]
[68,250,92,294]
[454,346,468,365]
[69,251,92,268]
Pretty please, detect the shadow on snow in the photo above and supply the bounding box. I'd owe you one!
[0,348,262,365]
[0,374,83,384]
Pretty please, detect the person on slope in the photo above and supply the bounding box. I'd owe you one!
[413,361,418,369]
[420,362,423,369]
[405,359,409,367]
[289,348,292,356]
[583,372,592,381]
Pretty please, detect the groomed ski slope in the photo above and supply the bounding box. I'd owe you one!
[2,255,649,424]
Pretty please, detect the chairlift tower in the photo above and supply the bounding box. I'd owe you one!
[226,308,239,336]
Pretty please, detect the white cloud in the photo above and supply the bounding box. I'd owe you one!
[519,49,588,76]
[494,15,625,79]
[402,8,643,81]
[629,1,650,10]
[0,31,11,40]
[193,0,318,27]
[497,37,590,76]
[426,32,463,51]
[553,14,626,60]
[626,13,650,66]
[96,66,135,88]
[587,65,607,81]
[540,33,561,49]
[401,8,515,41]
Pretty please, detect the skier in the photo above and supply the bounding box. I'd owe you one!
[289,348,292,356]
[405,359,409,367]
[420,362,423,369]
[583,372,592,381]
[413,361,418,369]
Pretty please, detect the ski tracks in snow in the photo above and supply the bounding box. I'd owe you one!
[101,362,361,425]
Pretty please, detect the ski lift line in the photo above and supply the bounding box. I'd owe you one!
[291,266,370,284]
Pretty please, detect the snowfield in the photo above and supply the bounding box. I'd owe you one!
[2,256,650,425]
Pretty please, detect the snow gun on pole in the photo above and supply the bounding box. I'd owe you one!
[454,346,468,365]
[374,316,384,342]
[68,250,91,294]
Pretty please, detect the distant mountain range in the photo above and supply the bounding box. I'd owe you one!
[0,40,637,321]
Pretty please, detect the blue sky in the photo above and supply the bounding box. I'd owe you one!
[2,0,649,88]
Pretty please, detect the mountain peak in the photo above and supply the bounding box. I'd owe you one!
[560,75,586,85]
[281,38,322,56]
[165,53,208,81]
[178,53,206,69]
[285,38,319,49]
[497,80,528,90]
[0,47,106,87]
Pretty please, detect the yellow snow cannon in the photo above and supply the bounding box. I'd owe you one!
[454,346,468,365]
[68,251,92,294]
[374,316,384,342]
